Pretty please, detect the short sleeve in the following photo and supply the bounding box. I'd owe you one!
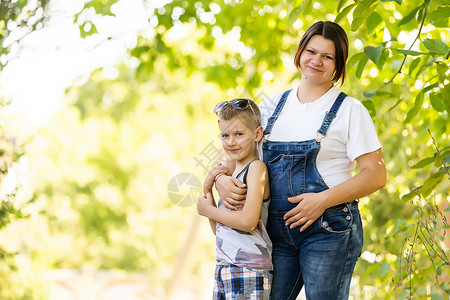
[346,102,382,161]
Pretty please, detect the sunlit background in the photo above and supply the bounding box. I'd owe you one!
[0,0,448,299]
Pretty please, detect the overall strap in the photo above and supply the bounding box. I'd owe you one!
[316,92,347,142]
[236,159,259,184]
[263,89,292,136]
[239,159,270,203]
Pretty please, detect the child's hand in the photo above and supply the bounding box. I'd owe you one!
[197,192,215,217]
[203,163,231,195]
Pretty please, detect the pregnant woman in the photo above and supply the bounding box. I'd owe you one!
[207,21,386,299]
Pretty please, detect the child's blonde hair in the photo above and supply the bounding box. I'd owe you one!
[217,98,261,129]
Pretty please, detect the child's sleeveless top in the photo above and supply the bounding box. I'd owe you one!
[215,160,272,270]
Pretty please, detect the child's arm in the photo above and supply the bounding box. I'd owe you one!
[197,193,217,234]
[207,198,218,235]
[197,161,269,232]
[208,219,217,235]
[200,163,231,235]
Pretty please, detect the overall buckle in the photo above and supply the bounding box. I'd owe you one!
[316,131,325,143]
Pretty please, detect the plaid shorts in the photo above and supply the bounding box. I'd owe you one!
[213,265,272,300]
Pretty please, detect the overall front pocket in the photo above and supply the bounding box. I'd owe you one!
[268,154,307,198]
[320,205,352,234]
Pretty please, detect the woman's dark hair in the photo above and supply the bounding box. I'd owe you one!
[294,21,349,85]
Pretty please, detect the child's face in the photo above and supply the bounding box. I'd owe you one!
[218,117,261,163]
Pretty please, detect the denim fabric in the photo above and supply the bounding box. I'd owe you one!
[262,90,363,300]
[266,202,363,300]
[317,92,347,136]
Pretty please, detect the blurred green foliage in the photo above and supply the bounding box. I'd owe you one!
[0,0,49,71]
[0,0,449,299]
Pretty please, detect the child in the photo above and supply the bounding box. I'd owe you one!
[197,98,272,300]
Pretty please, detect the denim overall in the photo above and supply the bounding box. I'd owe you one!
[262,90,363,300]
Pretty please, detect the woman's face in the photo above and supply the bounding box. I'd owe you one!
[299,35,336,85]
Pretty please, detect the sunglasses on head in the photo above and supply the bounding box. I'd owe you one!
[214,99,261,126]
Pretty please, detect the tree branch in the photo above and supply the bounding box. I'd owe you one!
[385,9,428,86]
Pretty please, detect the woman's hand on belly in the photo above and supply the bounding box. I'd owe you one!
[284,192,328,231]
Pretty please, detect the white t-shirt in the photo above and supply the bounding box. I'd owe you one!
[258,85,382,188]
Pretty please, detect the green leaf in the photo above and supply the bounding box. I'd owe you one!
[404,92,423,124]
[335,3,357,24]
[363,90,377,98]
[364,45,383,64]
[356,55,369,78]
[362,100,376,121]
[394,49,425,56]
[411,157,435,169]
[374,91,395,99]
[397,290,409,300]
[417,6,425,22]
[408,57,421,76]
[382,0,402,3]
[366,12,383,33]
[427,7,450,26]
[377,261,390,277]
[444,154,450,164]
[288,7,302,24]
[388,98,403,112]
[422,82,439,94]
[430,293,444,300]
[351,0,378,31]
[284,0,296,11]
[439,84,450,109]
[399,6,420,26]
[437,149,450,161]
[436,262,445,276]
[436,62,449,83]
[376,49,389,70]
[427,7,450,28]
[362,263,379,279]
[439,166,450,173]
[429,92,446,112]
[415,64,428,79]
[130,46,150,58]
[421,171,445,197]
[432,0,450,4]
[84,0,119,16]
[288,1,310,24]
[79,22,97,38]
[337,0,349,11]
[423,38,449,55]
[347,52,365,69]
[401,189,420,201]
